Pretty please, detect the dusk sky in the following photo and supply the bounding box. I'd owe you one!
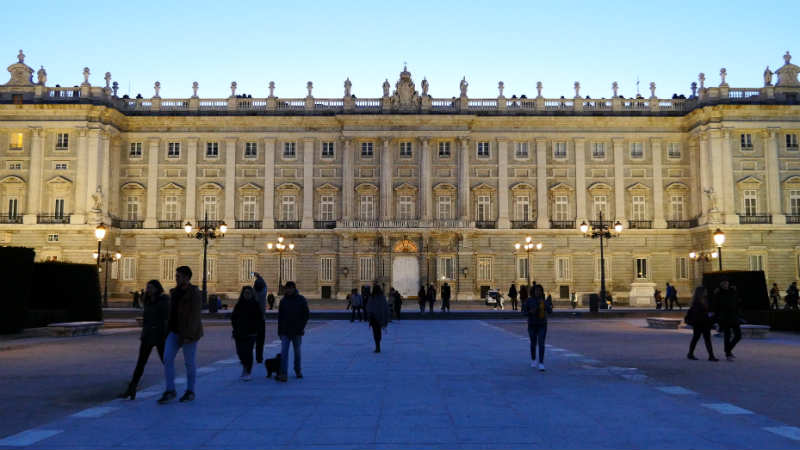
[2,0,798,99]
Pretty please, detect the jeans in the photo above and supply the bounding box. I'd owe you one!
[280,335,302,376]
[370,319,382,350]
[164,332,198,392]
[235,335,256,373]
[130,338,165,388]
[688,327,715,358]
[722,323,742,356]
[351,306,364,322]
[255,321,266,362]
[528,323,547,363]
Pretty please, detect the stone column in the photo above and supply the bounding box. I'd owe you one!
[86,130,101,216]
[342,139,354,221]
[458,138,470,222]
[698,133,710,222]
[144,138,159,228]
[574,138,586,223]
[109,139,121,218]
[262,138,275,229]
[721,130,737,224]
[536,139,549,229]
[651,138,666,228]
[709,130,725,221]
[100,132,110,222]
[186,138,197,223]
[24,128,43,224]
[687,139,699,220]
[612,138,626,226]
[72,128,89,224]
[380,138,393,220]
[420,137,433,223]
[302,138,314,229]
[224,138,236,226]
[497,138,510,228]
[765,129,786,224]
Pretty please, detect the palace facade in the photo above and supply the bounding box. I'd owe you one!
[1,50,799,303]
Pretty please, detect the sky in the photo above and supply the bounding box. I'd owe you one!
[2,0,798,100]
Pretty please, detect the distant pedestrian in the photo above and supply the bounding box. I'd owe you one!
[120,280,169,400]
[786,282,799,311]
[418,285,426,313]
[570,291,577,309]
[231,286,262,381]
[253,272,267,364]
[712,277,741,361]
[769,283,781,310]
[441,282,452,312]
[392,288,402,318]
[523,284,553,371]
[666,283,680,310]
[654,289,664,310]
[132,290,141,309]
[276,281,309,382]
[367,284,390,353]
[508,284,518,311]
[519,285,529,304]
[267,292,276,310]
[686,286,718,361]
[427,284,436,313]
[362,285,372,319]
[158,266,203,404]
[387,288,395,319]
[350,288,364,322]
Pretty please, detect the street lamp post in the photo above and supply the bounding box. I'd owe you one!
[580,211,623,310]
[94,250,122,307]
[267,236,295,295]
[713,228,726,271]
[513,236,543,290]
[184,214,227,307]
[94,224,107,306]
[689,250,719,276]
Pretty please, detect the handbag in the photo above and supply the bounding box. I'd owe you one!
[684,307,695,326]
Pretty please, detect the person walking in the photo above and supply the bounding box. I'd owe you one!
[253,272,267,364]
[441,282,452,312]
[426,284,436,313]
[654,289,663,310]
[666,283,680,310]
[393,288,402,319]
[367,284,390,353]
[786,282,799,311]
[132,290,141,309]
[712,277,742,361]
[231,286,263,381]
[350,288,364,322]
[119,280,169,400]
[418,285,426,313]
[267,292,276,310]
[158,266,203,404]
[519,285,529,306]
[508,284,518,311]
[276,281,309,382]
[686,286,718,361]
[769,283,781,310]
[523,284,553,371]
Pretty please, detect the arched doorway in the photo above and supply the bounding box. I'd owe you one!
[392,238,420,298]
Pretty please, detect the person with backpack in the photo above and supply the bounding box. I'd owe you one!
[231,286,263,381]
[686,286,718,361]
[508,284,518,311]
[522,284,553,371]
[769,283,781,310]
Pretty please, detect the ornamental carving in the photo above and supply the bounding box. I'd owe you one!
[4,50,34,86]
[390,65,421,111]
[776,51,799,87]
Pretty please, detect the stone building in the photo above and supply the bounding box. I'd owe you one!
[1,50,799,304]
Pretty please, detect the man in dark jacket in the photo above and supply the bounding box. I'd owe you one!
[712,278,741,361]
[427,284,436,313]
[418,285,426,313]
[159,266,203,404]
[253,272,267,363]
[277,281,309,382]
[441,282,452,312]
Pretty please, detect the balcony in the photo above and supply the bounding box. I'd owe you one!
[198,220,225,229]
[158,220,183,229]
[474,220,497,229]
[627,220,652,229]
[786,215,800,224]
[431,219,470,228]
[236,220,262,229]
[739,214,772,224]
[550,220,575,229]
[666,218,698,229]
[0,214,22,224]
[589,220,612,229]
[37,215,70,224]
[338,219,421,228]
[275,220,301,229]
[511,220,536,229]
[314,220,336,229]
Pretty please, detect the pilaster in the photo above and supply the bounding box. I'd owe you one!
[651,138,666,228]
[766,129,786,224]
[612,138,626,226]
[262,138,275,228]
[574,138,587,223]
[302,138,314,229]
[535,139,549,229]
[23,128,43,224]
[709,130,725,222]
[380,138,393,220]
[458,138,470,222]
[71,128,89,224]
[224,138,236,226]
[420,138,433,223]
[497,138,510,228]
[721,129,737,224]
[100,132,110,223]
[143,138,159,228]
[186,138,197,223]
[698,133,711,223]
[86,130,101,217]
[342,139,354,221]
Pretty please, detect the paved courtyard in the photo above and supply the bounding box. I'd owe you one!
[1,319,800,449]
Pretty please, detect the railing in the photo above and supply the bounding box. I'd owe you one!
[431,219,470,228]
[315,99,344,110]
[739,214,772,224]
[666,219,698,229]
[728,88,762,100]
[550,220,575,229]
[46,87,81,100]
[354,99,381,111]
[431,99,457,111]
[37,215,70,224]
[198,220,225,229]
[338,219,421,228]
[313,220,337,229]
[276,99,305,111]
[199,100,227,111]
[786,215,800,224]
[511,220,536,229]
[158,220,183,229]
[589,220,612,229]
[160,100,189,111]
[467,99,497,111]
[236,220,262,229]
[474,220,497,229]
[0,214,22,224]
[275,220,301,229]
[627,220,653,229]
[118,220,143,229]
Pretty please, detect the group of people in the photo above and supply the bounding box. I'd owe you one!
[685,277,747,362]
[769,281,799,310]
[347,285,403,322]
[414,283,452,313]
[655,282,681,310]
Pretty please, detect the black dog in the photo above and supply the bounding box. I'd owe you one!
[264,353,281,378]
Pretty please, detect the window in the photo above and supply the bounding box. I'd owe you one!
[9,133,23,150]
[359,256,375,282]
[121,257,136,281]
[553,142,567,159]
[54,198,65,218]
[438,141,451,157]
[635,258,649,280]
[667,143,681,158]
[632,195,646,220]
[241,195,257,220]
[163,195,178,220]
[743,190,757,216]
[167,142,180,158]
[591,142,605,158]
[740,133,753,150]
[398,195,414,219]
[554,195,569,221]
[126,196,139,220]
[555,256,571,281]
[787,134,799,150]
[160,256,176,282]
[244,142,258,158]
[514,196,530,221]
[7,162,21,170]
[789,190,800,215]
[748,254,765,272]
[361,142,374,158]
[241,257,255,282]
[55,163,68,170]
[203,195,218,220]
[280,195,296,221]
[675,257,689,280]
[438,196,452,220]
[515,142,529,159]
[283,142,296,158]
[399,142,412,158]
[129,142,142,158]
[321,142,335,158]
[320,257,334,282]
[47,233,58,242]
[670,195,685,220]
[320,195,335,221]
[477,257,492,281]
[630,142,643,158]
[594,257,612,281]
[477,141,490,158]
[7,198,18,218]
[438,256,455,280]
[593,195,608,219]
[205,256,217,282]
[55,133,69,150]
[206,142,219,158]
[359,195,375,220]
[517,256,529,281]
[281,256,295,282]
[476,195,491,221]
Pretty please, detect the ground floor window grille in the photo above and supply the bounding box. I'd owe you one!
[594,257,612,281]
[281,256,295,282]
[241,256,256,282]
[675,257,689,280]
[205,256,217,282]
[320,257,334,282]
[517,256,529,280]
[635,258,649,280]
[748,254,765,272]
[477,257,492,281]
[438,256,455,280]
[359,257,375,282]
[555,256,570,281]
[122,257,136,281]
[161,257,176,282]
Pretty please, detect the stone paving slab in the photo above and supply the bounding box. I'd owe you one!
[2,320,799,449]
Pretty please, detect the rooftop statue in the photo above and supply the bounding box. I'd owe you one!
[459,77,468,97]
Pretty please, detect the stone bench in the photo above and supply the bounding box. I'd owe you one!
[646,317,682,329]
[741,324,770,339]
[46,321,104,337]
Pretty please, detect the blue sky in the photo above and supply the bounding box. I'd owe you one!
[3,0,797,99]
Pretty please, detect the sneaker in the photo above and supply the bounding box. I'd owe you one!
[725,355,735,362]
[179,391,195,402]
[538,363,545,371]
[295,372,303,379]
[687,354,699,360]
[530,361,536,368]
[157,390,176,404]
[242,373,252,382]
[709,356,719,362]
[240,368,247,380]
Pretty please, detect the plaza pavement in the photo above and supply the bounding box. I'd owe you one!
[1,319,799,449]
